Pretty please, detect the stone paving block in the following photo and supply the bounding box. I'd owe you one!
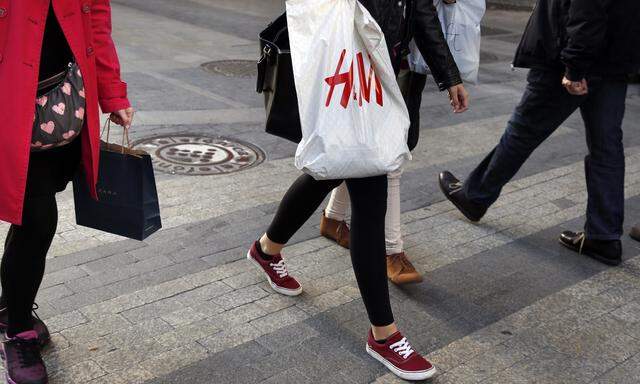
[38,284,75,302]
[121,297,186,323]
[161,307,207,327]
[211,284,270,311]
[154,316,223,350]
[49,360,107,384]
[51,287,119,314]
[41,266,88,289]
[80,253,139,275]
[222,270,264,289]
[296,289,354,316]
[93,338,167,373]
[255,322,319,353]
[253,293,298,314]
[197,323,266,354]
[45,311,90,334]
[217,302,267,327]
[87,367,155,384]
[60,314,132,343]
[109,318,174,348]
[139,342,209,377]
[249,306,309,335]
[106,258,211,297]
[260,368,313,384]
[45,337,116,375]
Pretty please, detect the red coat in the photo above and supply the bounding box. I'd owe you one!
[0,0,130,225]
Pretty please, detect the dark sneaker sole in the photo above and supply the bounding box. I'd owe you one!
[559,239,622,266]
[438,179,483,222]
[5,372,47,384]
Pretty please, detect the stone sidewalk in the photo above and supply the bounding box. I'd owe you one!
[1,1,640,383]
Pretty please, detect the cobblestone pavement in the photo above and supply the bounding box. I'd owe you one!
[1,1,640,383]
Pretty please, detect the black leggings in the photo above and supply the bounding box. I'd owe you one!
[267,174,393,326]
[1,195,58,336]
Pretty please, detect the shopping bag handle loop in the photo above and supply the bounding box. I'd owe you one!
[101,117,133,154]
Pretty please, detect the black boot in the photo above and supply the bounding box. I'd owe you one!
[559,231,622,266]
[438,171,487,222]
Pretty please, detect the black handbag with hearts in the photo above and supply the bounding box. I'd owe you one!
[32,62,86,151]
[256,13,302,144]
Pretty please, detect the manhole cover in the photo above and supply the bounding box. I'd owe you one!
[133,135,265,176]
[201,60,257,77]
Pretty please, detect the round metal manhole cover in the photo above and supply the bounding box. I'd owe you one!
[133,135,265,176]
[201,60,257,77]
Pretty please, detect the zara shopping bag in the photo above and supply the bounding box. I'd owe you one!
[73,122,162,241]
[287,0,411,180]
[434,0,485,84]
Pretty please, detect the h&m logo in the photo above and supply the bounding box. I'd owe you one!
[324,49,383,109]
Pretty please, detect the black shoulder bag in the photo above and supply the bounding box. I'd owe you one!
[256,13,302,144]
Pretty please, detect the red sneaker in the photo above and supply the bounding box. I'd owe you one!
[366,330,436,381]
[247,242,302,296]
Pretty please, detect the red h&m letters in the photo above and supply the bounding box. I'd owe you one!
[325,49,383,109]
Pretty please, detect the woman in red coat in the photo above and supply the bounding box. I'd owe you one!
[0,1,132,382]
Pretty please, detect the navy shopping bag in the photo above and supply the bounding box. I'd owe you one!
[73,124,162,241]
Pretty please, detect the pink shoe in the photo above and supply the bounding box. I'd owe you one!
[366,330,436,381]
[247,242,302,296]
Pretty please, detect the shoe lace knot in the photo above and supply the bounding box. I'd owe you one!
[390,337,415,360]
[269,260,289,279]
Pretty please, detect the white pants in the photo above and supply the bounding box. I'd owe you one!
[325,169,404,255]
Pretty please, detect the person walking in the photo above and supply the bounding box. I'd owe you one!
[320,1,470,286]
[439,0,640,266]
[0,1,132,383]
[248,0,467,380]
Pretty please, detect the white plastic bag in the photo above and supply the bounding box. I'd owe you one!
[286,0,411,180]
[431,0,486,84]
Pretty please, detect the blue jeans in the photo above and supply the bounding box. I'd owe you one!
[463,69,628,240]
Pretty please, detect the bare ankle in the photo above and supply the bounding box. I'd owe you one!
[371,323,399,341]
[259,234,284,256]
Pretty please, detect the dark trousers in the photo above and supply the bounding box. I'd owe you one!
[267,174,393,327]
[1,140,80,335]
[463,69,628,240]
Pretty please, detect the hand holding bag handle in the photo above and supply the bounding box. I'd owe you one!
[100,115,146,158]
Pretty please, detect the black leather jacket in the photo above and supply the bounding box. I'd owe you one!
[360,0,462,91]
[513,0,640,80]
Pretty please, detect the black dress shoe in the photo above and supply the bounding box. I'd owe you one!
[438,171,487,222]
[630,225,640,242]
[559,231,622,266]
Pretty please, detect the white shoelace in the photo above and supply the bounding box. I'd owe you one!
[270,260,289,278]
[390,337,415,359]
[449,182,463,195]
[572,232,586,254]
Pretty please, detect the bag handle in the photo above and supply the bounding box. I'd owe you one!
[101,117,133,154]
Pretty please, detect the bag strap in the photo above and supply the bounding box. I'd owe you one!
[394,0,416,73]
[101,118,132,154]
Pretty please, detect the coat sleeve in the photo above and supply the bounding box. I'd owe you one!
[561,0,612,81]
[91,0,130,113]
[412,0,462,91]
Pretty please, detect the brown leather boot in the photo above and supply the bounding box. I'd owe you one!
[320,211,350,249]
[631,225,640,242]
[386,253,423,285]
